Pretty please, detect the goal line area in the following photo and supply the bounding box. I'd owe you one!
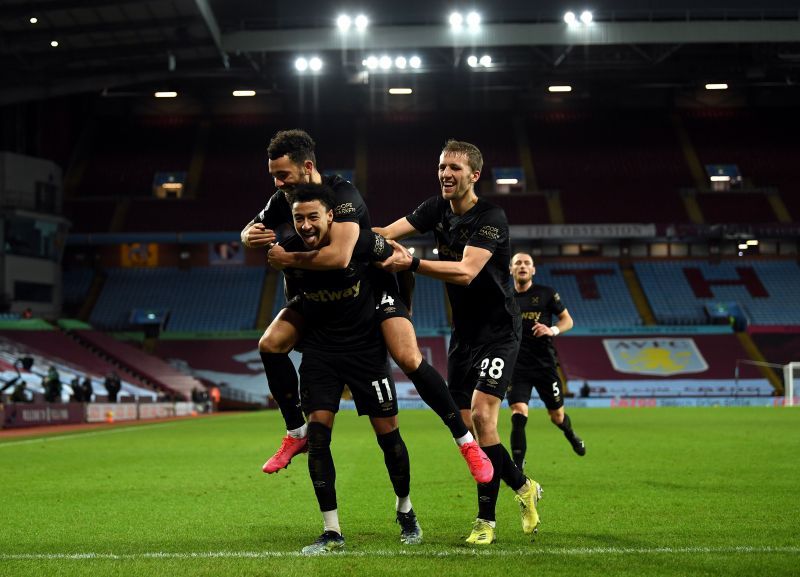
[736,359,800,406]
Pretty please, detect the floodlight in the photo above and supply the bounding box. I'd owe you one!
[449,12,463,29]
[389,88,413,95]
[354,14,368,30]
[379,55,392,70]
[154,91,177,98]
[365,56,379,69]
[564,11,577,24]
[409,56,421,69]
[50,40,59,47]
[548,85,572,92]
[30,17,38,24]
[479,54,492,67]
[337,15,351,32]
[232,90,256,97]
[295,57,309,72]
[395,56,407,69]
[580,10,593,24]
[705,83,728,90]
[467,55,479,68]
[466,11,481,29]
[309,57,323,72]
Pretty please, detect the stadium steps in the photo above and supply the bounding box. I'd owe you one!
[621,265,656,325]
[735,332,783,394]
[767,192,793,223]
[70,329,204,400]
[670,113,706,224]
[77,272,107,322]
[545,189,565,224]
[512,115,539,193]
[184,119,210,199]
[354,117,369,196]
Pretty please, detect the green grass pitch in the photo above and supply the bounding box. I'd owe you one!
[1,406,798,577]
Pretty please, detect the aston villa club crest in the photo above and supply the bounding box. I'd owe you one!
[602,338,709,376]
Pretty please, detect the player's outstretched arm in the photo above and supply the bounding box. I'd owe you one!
[378,242,491,286]
[373,217,418,241]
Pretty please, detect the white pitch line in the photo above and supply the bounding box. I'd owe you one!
[0,422,178,448]
[1,546,799,560]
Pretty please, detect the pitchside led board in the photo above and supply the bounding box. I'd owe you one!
[602,338,709,377]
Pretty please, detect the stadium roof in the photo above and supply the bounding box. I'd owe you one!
[1,0,799,108]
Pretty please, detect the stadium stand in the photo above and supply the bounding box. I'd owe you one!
[77,115,197,198]
[532,261,643,327]
[525,110,692,224]
[89,266,266,332]
[409,275,448,334]
[0,329,153,393]
[74,329,204,398]
[62,268,95,310]
[681,108,800,221]
[634,259,800,325]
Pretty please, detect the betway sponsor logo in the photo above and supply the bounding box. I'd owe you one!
[304,280,361,302]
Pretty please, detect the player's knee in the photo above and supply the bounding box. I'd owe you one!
[391,347,422,374]
[511,403,528,417]
[307,421,332,451]
[471,408,494,436]
[549,410,564,425]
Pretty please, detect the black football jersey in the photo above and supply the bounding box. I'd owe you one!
[406,196,520,343]
[281,234,382,354]
[252,174,369,232]
[514,284,566,370]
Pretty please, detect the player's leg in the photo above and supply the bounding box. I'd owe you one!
[469,341,542,542]
[348,353,422,545]
[507,373,533,471]
[260,304,307,474]
[378,288,492,483]
[509,402,529,471]
[302,410,344,555]
[300,355,345,555]
[537,373,586,456]
[380,314,466,438]
[549,407,586,456]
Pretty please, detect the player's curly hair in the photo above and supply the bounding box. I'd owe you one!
[285,182,336,212]
[268,129,317,165]
[442,139,483,173]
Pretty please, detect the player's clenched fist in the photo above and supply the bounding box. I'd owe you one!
[242,223,277,248]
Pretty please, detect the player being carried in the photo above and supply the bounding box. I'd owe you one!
[241,129,492,484]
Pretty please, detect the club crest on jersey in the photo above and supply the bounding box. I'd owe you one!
[602,338,709,376]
